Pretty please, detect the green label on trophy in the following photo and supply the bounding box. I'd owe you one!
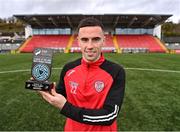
[25,48,53,91]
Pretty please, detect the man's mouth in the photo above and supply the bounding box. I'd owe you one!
[85,50,96,54]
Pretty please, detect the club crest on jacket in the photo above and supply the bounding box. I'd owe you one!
[94,81,104,92]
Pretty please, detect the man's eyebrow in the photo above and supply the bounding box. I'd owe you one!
[80,37,101,39]
[80,37,88,40]
[92,37,101,39]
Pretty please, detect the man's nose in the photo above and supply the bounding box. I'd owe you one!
[86,40,94,48]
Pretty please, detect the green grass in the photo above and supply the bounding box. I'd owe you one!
[0,53,180,131]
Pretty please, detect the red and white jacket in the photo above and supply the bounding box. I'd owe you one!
[56,55,125,131]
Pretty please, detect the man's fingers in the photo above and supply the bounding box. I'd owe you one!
[38,90,53,103]
[38,82,59,105]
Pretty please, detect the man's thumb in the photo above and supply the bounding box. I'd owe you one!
[51,82,57,95]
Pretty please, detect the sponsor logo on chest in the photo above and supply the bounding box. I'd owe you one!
[94,81,105,93]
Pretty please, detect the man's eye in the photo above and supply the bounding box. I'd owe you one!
[81,38,89,42]
[92,37,101,42]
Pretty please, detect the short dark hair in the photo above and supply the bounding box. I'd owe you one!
[77,17,104,33]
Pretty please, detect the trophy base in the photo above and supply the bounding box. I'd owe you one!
[25,80,53,91]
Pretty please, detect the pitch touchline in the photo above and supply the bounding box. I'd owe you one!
[0,67,180,74]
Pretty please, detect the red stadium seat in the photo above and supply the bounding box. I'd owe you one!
[116,35,166,53]
[20,35,71,52]
[20,34,166,53]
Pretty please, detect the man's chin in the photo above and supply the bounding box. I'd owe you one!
[86,57,95,61]
[85,55,100,62]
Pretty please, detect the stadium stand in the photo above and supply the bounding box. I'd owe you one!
[165,44,180,50]
[19,35,70,52]
[116,35,168,53]
[163,36,180,54]
[19,34,169,53]
[103,35,116,53]
[14,14,172,53]
[0,43,20,53]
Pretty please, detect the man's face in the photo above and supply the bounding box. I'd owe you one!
[78,26,105,62]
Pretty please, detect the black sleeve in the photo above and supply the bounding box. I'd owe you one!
[60,67,125,125]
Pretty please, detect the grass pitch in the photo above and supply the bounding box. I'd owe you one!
[0,53,180,131]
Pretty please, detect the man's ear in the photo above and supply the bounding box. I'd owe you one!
[77,36,80,47]
[102,36,106,46]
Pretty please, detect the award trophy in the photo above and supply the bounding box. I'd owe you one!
[25,48,54,91]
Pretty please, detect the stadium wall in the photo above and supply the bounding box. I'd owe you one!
[25,25,33,39]
[153,25,161,39]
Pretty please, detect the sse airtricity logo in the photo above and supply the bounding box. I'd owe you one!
[34,48,41,56]
[32,64,50,81]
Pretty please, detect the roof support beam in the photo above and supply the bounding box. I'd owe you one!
[48,17,58,27]
[142,17,154,27]
[32,17,44,28]
[128,16,137,28]
[113,16,119,28]
[66,16,73,28]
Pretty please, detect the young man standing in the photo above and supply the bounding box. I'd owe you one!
[39,17,125,131]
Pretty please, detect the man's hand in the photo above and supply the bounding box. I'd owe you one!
[38,82,67,110]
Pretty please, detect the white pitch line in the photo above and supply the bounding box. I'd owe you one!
[0,67,63,74]
[125,67,180,73]
[0,69,30,74]
[0,67,180,74]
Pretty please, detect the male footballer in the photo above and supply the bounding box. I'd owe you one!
[39,17,125,131]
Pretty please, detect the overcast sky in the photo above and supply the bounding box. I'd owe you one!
[0,0,179,23]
